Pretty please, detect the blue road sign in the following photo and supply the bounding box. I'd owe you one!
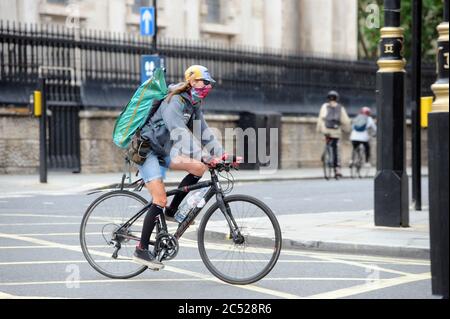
[141,55,164,83]
[140,7,155,37]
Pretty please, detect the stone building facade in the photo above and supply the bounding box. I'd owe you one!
[0,0,358,59]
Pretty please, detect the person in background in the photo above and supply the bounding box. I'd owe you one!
[350,106,377,168]
[316,90,351,177]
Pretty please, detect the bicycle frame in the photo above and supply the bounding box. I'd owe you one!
[114,168,241,245]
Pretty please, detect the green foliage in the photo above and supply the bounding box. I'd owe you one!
[358,0,444,62]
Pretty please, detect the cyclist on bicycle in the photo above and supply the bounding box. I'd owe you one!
[350,106,377,168]
[133,65,226,270]
[316,90,351,177]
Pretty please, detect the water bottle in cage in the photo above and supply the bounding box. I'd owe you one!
[174,188,209,223]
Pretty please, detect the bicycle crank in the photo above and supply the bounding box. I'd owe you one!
[155,233,179,261]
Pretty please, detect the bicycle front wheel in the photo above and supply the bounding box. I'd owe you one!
[80,190,149,279]
[198,195,282,285]
[350,149,360,178]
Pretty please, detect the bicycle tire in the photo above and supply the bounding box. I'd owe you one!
[322,149,332,180]
[80,190,149,279]
[197,194,282,285]
[350,149,358,178]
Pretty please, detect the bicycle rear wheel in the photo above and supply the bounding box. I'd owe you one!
[322,148,333,180]
[198,195,282,285]
[80,190,149,279]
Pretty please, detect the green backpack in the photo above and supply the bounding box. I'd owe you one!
[112,68,168,149]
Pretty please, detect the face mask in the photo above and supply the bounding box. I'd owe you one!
[190,86,212,104]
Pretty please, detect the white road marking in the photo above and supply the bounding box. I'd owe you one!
[163,265,301,299]
[0,232,301,299]
[0,213,82,219]
[0,242,430,266]
[0,278,204,287]
[0,246,50,249]
[0,195,34,199]
[42,202,55,205]
[295,252,413,276]
[0,259,345,266]
[307,272,431,299]
[0,291,14,298]
[3,232,103,237]
[0,232,430,299]
[0,222,104,227]
[0,290,69,299]
[0,277,397,288]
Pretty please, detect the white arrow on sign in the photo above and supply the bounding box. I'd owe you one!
[142,9,153,35]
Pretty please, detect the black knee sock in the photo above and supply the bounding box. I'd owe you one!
[139,204,164,250]
[166,174,201,216]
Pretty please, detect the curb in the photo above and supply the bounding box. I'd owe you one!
[282,238,430,260]
[189,230,430,260]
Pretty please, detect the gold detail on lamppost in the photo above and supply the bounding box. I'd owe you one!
[377,27,406,73]
[377,59,406,73]
[437,22,449,42]
[431,22,449,113]
[384,44,395,53]
[380,27,404,38]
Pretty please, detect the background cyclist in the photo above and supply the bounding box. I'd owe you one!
[350,106,377,168]
[316,90,351,177]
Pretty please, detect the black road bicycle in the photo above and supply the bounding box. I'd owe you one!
[80,157,282,285]
[321,136,339,180]
[350,143,366,179]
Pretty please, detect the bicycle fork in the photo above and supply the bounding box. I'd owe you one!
[216,194,244,244]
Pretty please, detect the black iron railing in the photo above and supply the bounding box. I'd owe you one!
[0,21,436,115]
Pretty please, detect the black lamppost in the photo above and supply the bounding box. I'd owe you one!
[411,0,422,211]
[374,0,409,227]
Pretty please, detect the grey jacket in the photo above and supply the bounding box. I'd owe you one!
[140,88,223,161]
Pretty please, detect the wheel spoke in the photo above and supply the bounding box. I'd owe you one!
[199,196,281,284]
[80,191,148,279]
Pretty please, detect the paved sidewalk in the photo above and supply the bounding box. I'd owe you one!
[0,166,428,195]
[0,168,339,195]
[0,167,431,259]
[275,209,429,259]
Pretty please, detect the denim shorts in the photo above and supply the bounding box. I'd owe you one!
[138,153,172,183]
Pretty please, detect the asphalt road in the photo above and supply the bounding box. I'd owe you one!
[0,178,436,299]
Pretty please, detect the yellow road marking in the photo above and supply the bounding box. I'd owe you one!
[0,232,300,299]
[307,272,431,299]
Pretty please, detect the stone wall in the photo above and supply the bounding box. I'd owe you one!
[0,107,429,174]
[0,108,40,174]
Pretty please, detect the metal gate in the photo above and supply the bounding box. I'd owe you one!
[44,69,81,172]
